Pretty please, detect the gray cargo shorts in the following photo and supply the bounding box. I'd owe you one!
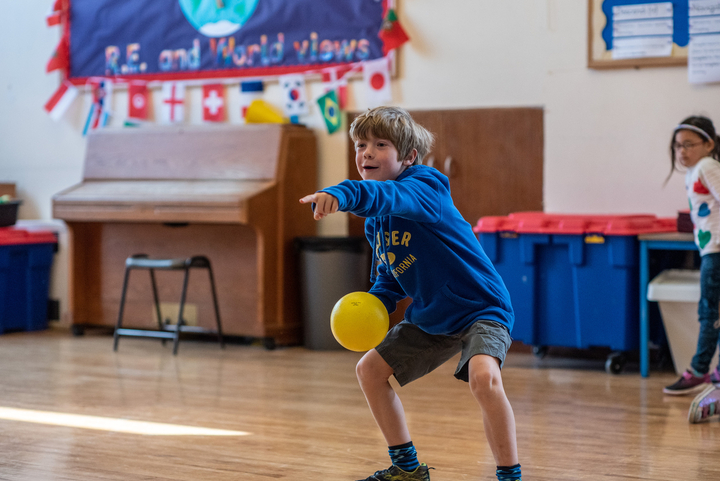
[375,319,512,387]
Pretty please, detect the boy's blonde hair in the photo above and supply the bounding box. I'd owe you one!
[349,107,434,165]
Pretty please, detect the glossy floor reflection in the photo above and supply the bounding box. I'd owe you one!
[0,328,717,480]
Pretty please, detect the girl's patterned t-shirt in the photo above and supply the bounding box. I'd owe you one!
[686,157,720,256]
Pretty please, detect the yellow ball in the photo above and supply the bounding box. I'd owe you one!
[330,292,390,352]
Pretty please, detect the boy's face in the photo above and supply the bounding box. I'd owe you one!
[355,134,414,182]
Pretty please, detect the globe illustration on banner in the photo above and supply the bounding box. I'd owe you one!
[178,0,259,38]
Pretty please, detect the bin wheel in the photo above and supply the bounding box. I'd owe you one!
[532,346,548,359]
[263,337,276,350]
[71,325,85,337]
[605,353,626,375]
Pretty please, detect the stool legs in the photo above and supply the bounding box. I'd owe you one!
[113,255,224,355]
[173,267,191,355]
[113,265,131,352]
[205,262,225,348]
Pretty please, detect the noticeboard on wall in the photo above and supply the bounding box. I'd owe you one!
[66,0,387,84]
[588,0,691,68]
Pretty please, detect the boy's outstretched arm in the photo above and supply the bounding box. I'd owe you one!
[299,192,339,220]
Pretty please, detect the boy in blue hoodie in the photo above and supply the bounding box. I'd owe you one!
[300,107,521,481]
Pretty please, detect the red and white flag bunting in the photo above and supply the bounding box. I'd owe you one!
[128,82,149,121]
[46,0,68,27]
[321,67,352,110]
[161,82,185,124]
[44,80,78,121]
[363,57,392,108]
[202,84,225,122]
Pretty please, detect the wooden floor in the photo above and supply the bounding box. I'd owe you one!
[0,329,718,481]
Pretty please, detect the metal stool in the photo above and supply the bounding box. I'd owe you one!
[113,254,225,355]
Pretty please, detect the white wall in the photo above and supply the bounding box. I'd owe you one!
[1,1,719,323]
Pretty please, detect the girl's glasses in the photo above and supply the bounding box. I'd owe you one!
[673,141,704,151]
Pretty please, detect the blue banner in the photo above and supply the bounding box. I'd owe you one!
[69,0,386,82]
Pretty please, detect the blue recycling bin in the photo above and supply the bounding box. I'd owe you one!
[475,213,676,371]
[0,228,56,334]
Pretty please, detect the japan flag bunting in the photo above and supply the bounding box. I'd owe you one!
[363,57,392,108]
[202,84,225,122]
[279,74,309,118]
[44,80,78,121]
[128,82,149,121]
[162,82,185,124]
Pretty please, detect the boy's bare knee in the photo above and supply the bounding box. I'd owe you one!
[468,356,503,401]
[356,350,392,387]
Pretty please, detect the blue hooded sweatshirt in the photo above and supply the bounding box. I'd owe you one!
[320,164,514,336]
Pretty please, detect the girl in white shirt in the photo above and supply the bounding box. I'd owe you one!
[663,116,720,407]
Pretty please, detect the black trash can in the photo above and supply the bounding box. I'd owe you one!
[295,237,372,350]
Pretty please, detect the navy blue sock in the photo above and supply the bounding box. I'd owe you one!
[388,441,420,471]
[496,463,521,480]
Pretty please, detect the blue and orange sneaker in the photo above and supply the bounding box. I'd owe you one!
[688,385,720,423]
[663,370,710,395]
[357,463,432,481]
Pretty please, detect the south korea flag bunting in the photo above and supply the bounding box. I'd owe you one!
[279,74,309,120]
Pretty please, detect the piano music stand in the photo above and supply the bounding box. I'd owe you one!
[113,254,225,355]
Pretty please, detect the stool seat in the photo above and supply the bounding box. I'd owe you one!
[125,256,211,270]
[113,254,224,355]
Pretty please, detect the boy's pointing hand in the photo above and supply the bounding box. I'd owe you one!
[299,192,339,220]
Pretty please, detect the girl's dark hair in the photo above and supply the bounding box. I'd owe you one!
[667,115,720,183]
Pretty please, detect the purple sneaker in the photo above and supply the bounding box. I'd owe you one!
[688,385,720,423]
[663,370,710,395]
[710,367,720,385]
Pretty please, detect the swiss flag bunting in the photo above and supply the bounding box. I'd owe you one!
[202,84,226,122]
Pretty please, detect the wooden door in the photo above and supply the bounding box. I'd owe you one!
[430,108,543,225]
[345,108,543,325]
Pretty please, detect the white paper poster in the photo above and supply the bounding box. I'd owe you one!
[611,2,674,59]
[688,0,720,83]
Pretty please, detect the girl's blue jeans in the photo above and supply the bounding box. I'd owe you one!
[691,252,720,374]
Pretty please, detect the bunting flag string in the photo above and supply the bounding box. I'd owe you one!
[82,78,113,135]
[161,82,186,124]
[127,81,149,121]
[317,90,341,134]
[202,84,225,122]
[44,80,78,121]
[279,74,309,120]
[378,8,409,56]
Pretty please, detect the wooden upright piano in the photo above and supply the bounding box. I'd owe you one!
[53,124,317,347]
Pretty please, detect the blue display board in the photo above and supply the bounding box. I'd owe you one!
[588,0,691,68]
[68,0,386,83]
[601,0,689,50]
